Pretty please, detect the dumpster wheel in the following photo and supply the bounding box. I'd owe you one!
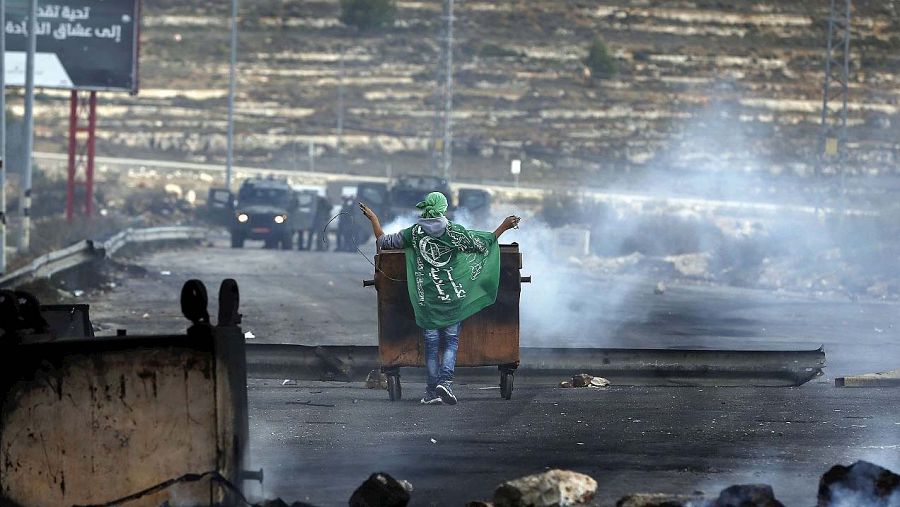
[500,369,514,400]
[386,372,402,401]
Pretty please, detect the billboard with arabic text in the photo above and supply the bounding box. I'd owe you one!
[4,0,140,92]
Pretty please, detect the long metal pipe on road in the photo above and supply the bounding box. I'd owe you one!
[244,343,826,387]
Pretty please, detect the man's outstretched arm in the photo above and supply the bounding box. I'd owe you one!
[494,215,521,239]
[359,202,384,239]
[361,202,407,251]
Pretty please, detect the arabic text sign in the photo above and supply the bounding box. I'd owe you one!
[5,1,139,92]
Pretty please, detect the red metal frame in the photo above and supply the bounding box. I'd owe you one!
[66,90,98,221]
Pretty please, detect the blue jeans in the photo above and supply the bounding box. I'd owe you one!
[423,322,461,393]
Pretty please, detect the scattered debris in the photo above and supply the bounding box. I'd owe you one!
[244,330,256,339]
[818,460,900,507]
[282,379,297,386]
[141,313,150,319]
[160,270,172,276]
[561,374,610,388]
[430,438,437,444]
[72,289,85,297]
[493,469,597,507]
[349,472,412,507]
[654,282,666,295]
[573,373,593,387]
[366,369,389,390]
[466,502,494,507]
[711,484,784,507]
[616,493,710,507]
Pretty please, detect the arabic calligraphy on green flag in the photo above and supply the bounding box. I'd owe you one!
[400,223,501,329]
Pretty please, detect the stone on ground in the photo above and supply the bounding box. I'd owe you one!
[616,493,710,507]
[349,472,411,507]
[711,484,784,507]
[365,369,389,389]
[493,469,597,507]
[818,460,900,507]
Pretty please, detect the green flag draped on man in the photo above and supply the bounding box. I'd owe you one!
[361,191,520,405]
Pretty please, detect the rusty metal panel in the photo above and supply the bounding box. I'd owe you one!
[375,244,522,368]
[0,332,247,507]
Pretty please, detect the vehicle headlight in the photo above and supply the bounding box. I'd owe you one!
[274,214,287,224]
[237,213,249,223]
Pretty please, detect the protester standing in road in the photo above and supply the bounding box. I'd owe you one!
[361,192,520,405]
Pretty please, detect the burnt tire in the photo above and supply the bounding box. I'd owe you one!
[500,371,514,400]
[387,375,402,401]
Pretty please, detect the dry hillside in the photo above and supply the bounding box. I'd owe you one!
[19,0,900,188]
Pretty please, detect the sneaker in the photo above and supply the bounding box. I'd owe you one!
[420,393,443,405]
[435,384,458,405]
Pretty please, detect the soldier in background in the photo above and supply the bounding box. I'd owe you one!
[336,195,356,252]
[307,194,333,250]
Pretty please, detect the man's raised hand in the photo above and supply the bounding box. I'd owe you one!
[502,215,521,230]
[359,202,377,222]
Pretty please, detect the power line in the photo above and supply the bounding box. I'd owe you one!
[225,0,238,190]
[18,0,37,252]
[441,0,455,182]
[817,0,852,184]
[0,0,6,274]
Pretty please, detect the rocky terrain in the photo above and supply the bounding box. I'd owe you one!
[13,0,900,187]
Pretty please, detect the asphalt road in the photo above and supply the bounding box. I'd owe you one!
[245,380,900,506]
[90,238,900,377]
[84,239,900,506]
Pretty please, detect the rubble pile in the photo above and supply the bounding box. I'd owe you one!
[274,461,900,506]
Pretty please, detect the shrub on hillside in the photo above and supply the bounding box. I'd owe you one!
[340,0,396,31]
[584,36,618,80]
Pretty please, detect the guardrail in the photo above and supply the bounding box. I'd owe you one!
[0,226,208,289]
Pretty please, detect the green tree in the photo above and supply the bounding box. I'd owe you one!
[340,0,396,31]
[584,36,618,80]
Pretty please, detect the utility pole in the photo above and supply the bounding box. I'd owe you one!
[0,0,6,274]
[430,0,455,179]
[225,0,238,190]
[336,50,345,170]
[817,0,851,190]
[18,0,36,251]
[440,0,454,182]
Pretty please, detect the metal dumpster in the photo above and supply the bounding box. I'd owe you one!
[0,280,254,507]
[365,243,528,400]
